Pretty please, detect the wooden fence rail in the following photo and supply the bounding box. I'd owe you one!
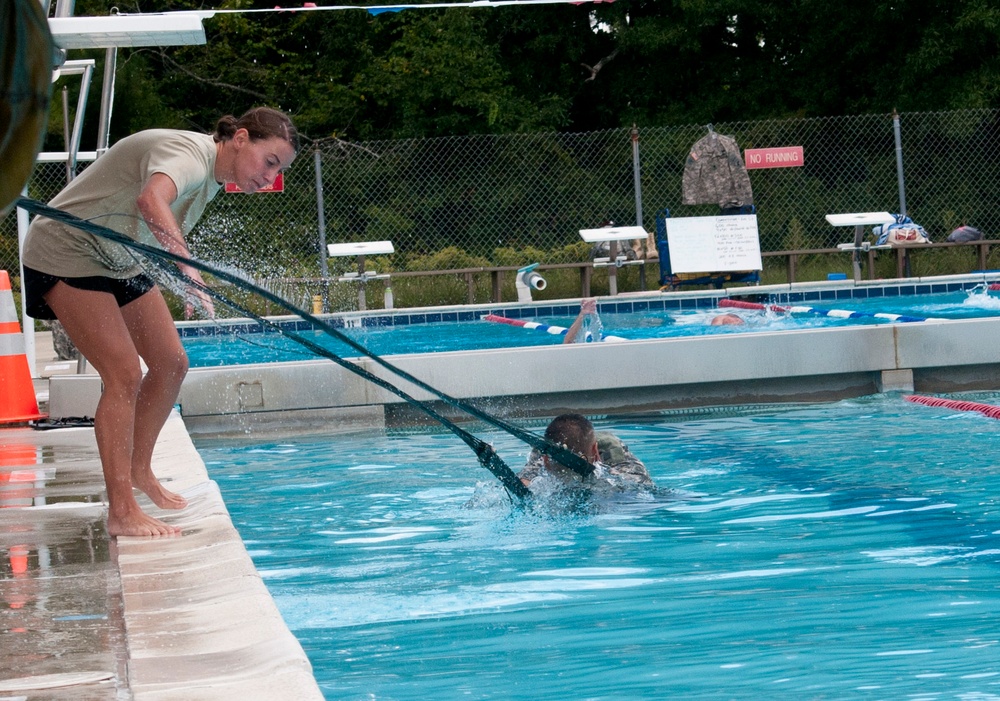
[271,240,1000,310]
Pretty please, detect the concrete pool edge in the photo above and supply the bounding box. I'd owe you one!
[0,410,324,700]
[117,411,324,700]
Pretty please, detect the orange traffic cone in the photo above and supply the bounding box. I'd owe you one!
[0,270,45,424]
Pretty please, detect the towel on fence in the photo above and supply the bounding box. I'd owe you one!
[872,214,930,246]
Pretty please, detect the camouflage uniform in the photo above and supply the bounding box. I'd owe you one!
[518,431,654,488]
[682,132,754,210]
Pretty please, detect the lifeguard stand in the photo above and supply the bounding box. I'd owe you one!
[655,208,762,289]
[578,225,648,295]
[327,241,394,311]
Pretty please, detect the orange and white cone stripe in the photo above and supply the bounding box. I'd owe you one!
[0,270,45,424]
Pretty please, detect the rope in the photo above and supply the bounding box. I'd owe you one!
[482,313,628,342]
[720,298,938,323]
[152,256,532,496]
[905,394,1000,420]
[16,197,598,492]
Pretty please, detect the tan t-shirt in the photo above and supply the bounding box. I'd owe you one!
[22,129,221,278]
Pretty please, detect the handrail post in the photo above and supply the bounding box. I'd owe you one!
[465,271,475,304]
[491,270,502,302]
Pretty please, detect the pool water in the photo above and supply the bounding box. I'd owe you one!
[197,393,1000,700]
[182,288,1000,368]
[821,285,1000,319]
[181,310,810,367]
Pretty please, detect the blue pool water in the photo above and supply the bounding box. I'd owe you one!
[183,288,1000,368]
[197,393,1000,700]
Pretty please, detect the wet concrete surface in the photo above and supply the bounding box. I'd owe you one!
[1,333,322,700]
[1,427,127,700]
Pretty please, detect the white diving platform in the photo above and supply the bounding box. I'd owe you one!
[327,241,395,311]
[827,212,895,282]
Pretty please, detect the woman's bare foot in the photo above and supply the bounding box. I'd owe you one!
[107,506,181,538]
[131,469,188,510]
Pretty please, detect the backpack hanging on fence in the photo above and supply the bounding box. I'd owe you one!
[872,214,930,246]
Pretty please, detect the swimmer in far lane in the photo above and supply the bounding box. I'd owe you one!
[710,312,744,326]
[518,413,654,491]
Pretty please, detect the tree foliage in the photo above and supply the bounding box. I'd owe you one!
[51,0,1000,144]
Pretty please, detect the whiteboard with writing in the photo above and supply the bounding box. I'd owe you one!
[665,215,762,273]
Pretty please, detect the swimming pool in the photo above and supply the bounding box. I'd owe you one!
[179,284,1000,368]
[196,393,1000,699]
[46,275,1000,434]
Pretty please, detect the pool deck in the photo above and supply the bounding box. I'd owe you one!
[1,333,324,700]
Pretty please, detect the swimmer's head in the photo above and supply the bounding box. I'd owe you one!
[543,414,600,474]
[711,313,744,326]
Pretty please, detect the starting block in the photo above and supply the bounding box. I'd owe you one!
[579,226,648,295]
[327,241,395,310]
[826,212,894,282]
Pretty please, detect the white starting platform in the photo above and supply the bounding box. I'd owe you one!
[327,240,395,311]
[578,225,648,243]
[826,212,895,282]
[579,226,648,295]
[327,241,395,257]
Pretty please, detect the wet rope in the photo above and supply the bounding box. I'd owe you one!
[905,394,1000,420]
[16,197,597,492]
[146,254,532,498]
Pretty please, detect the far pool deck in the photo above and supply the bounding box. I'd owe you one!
[1,332,324,700]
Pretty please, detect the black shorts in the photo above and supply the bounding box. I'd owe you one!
[22,266,156,320]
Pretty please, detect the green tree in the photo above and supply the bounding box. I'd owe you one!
[48,0,1000,142]
[353,10,538,137]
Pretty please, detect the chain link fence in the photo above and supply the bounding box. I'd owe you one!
[5,109,1000,316]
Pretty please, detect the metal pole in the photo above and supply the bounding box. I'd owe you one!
[893,110,907,218]
[606,242,619,295]
[68,62,93,174]
[631,124,646,289]
[893,110,913,277]
[357,256,367,311]
[16,192,36,376]
[314,148,330,310]
[96,48,117,156]
[62,87,74,183]
[851,225,863,283]
[631,124,644,229]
